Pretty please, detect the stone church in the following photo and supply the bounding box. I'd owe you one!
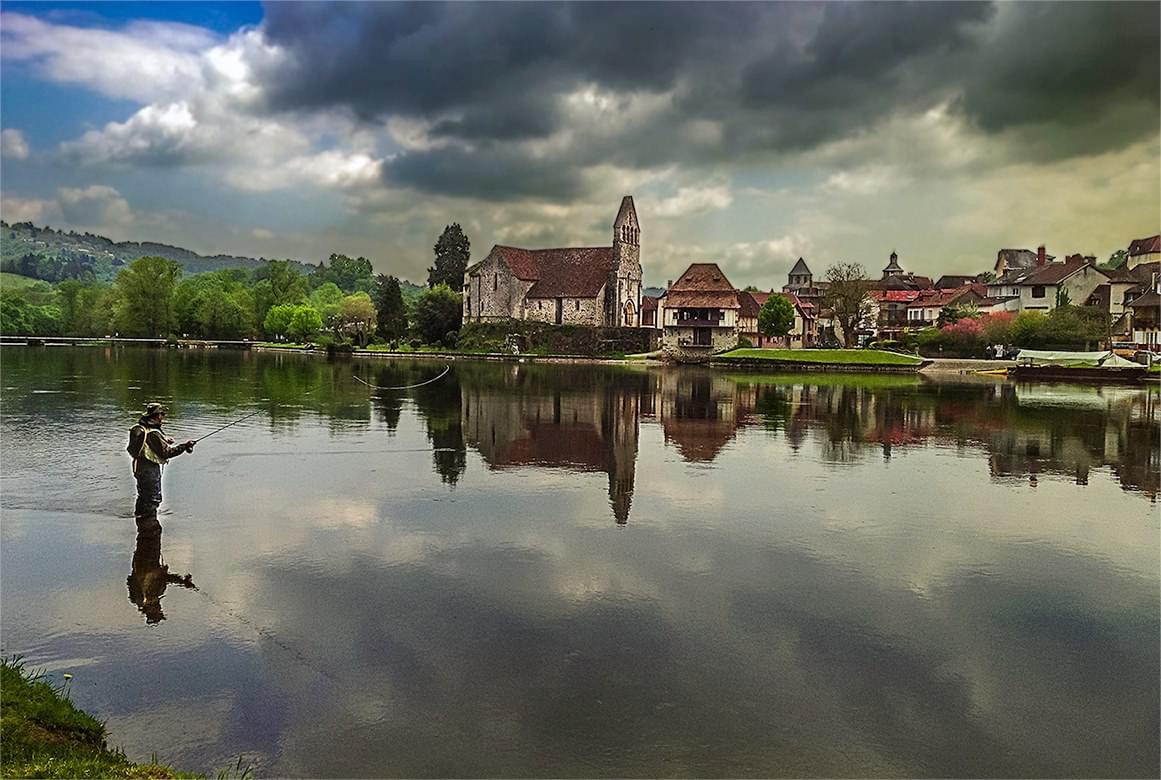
[463,196,643,327]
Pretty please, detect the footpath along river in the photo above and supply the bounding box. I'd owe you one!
[1,346,1157,777]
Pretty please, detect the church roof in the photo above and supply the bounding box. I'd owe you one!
[614,195,638,227]
[789,257,811,275]
[488,245,613,298]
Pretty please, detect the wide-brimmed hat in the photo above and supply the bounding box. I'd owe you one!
[143,402,168,418]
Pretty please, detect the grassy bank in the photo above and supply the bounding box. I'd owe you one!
[1,658,194,779]
[720,348,925,366]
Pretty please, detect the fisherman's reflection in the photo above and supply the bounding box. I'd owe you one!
[127,515,195,624]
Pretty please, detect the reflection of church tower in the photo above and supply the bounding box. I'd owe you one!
[610,196,642,327]
[607,388,640,525]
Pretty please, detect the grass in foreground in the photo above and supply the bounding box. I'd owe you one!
[720,348,924,366]
[0,658,198,779]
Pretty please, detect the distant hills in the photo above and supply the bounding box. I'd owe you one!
[0,220,317,283]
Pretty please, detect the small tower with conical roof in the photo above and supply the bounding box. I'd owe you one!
[882,250,904,279]
[610,196,642,327]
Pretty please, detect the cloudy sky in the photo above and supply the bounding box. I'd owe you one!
[1,1,1158,287]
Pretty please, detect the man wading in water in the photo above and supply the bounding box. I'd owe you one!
[128,403,196,524]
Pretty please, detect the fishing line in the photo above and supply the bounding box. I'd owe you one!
[192,411,264,443]
[188,584,349,689]
[215,447,459,458]
[353,364,451,390]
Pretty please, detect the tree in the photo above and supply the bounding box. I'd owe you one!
[263,303,297,340]
[937,302,979,328]
[253,260,308,332]
[287,305,323,342]
[374,274,408,342]
[428,224,471,289]
[758,294,795,343]
[327,254,374,293]
[337,292,378,346]
[309,282,344,333]
[413,284,463,345]
[1100,249,1128,271]
[823,262,872,348]
[113,256,181,337]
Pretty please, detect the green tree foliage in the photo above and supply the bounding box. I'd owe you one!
[337,292,378,346]
[309,282,344,332]
[287,305,323,342]
[1100,249,1128,270]
[31,279,111,336]
[311,254,374,293]
[414,283,463,345]
[112,256,181,337]
[263,303,297,340]
[428,224,471,289]
[937,302,979,328]
[253,260,308,330]
[823,262,872,348]
[374,274,408,342]
[758,294,795,340]
[173,271,255,338]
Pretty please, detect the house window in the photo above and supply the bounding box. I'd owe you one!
[575,299,580,311]
[493,273,498,291]
[1031,286,1046,298]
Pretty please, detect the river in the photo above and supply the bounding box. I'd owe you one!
[1,346,1157,777]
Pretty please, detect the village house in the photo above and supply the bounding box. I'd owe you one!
[905,283,988,329]
[736,290,815,348]
[993,248,1046,277]
[985,247,1108,312]
[462,197,643,328]
[658,263,740,359]
[1126,234,1161,269]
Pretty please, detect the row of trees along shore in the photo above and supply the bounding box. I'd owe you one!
[0,225,472,348]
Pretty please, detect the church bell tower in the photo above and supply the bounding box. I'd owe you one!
[611,196,642,327]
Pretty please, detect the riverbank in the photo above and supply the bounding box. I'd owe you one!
[252,343,648,366]
[712,348,929,373]
[0,659,193,779]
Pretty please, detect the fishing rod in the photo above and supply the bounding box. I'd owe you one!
[193,410,264,443]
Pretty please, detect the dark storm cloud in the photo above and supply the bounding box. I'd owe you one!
[255,1,1159,200]
[959,2,1160,138]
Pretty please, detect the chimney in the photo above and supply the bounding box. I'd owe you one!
[666,279,673,290]
[1037,245,1046,266]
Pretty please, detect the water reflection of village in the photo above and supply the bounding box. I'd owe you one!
[451,365,1159,522]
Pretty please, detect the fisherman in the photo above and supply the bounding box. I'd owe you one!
[127,402,195,521]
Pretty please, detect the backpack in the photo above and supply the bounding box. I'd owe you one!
[127,424,146,457]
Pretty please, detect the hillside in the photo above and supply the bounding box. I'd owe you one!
[0,220,314,282]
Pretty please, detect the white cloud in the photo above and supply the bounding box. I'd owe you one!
[0,195,62,224]
[0,12,216,103]
[651,184,734,217]
[251,228,275,240]
[823,165,906,196]
[1,128,29,159]
[57,185,134,228]
[225,150,385,192]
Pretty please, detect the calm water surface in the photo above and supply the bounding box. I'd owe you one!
[1,347,1158,777]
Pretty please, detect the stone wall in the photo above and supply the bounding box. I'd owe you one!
[459,320,657,355]
[523,294,606,326]
[661,326,739,362]
[464,255,533,321]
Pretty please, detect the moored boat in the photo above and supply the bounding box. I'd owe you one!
[1009,349,1148,384]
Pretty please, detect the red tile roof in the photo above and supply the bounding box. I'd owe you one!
[485,245,613,298]
[666,263,740,308]
[1128,234,1160,256]
[641,295,658,312]
[870,289,923,303]
[1019,257,1104,285]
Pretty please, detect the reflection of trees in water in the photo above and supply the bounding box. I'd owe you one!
[412,368,467,486]
[735,376,1159,497]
